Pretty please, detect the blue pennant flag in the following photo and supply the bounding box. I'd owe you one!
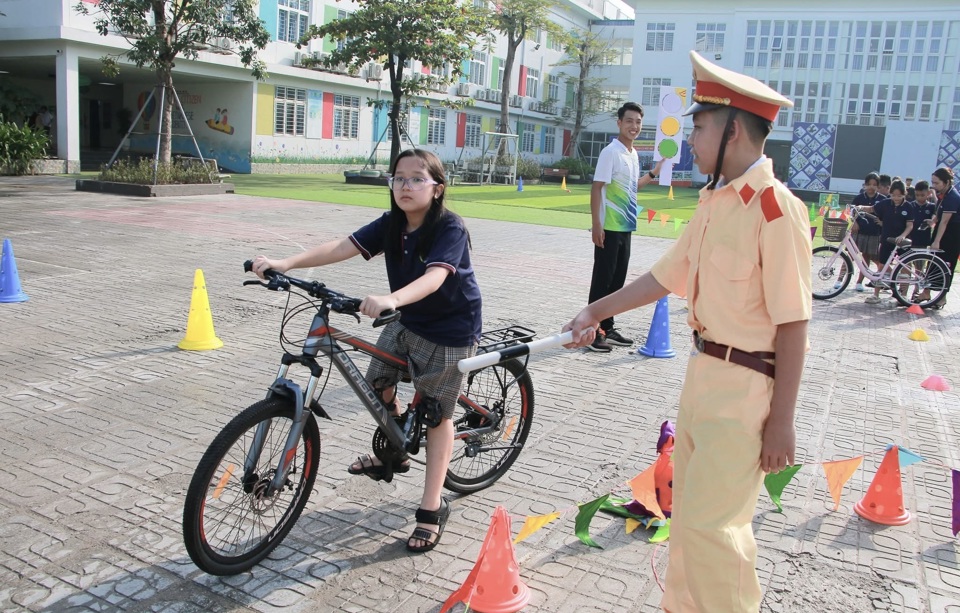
[897,447,924,469]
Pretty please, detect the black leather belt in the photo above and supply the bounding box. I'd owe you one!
[693,332,776,378]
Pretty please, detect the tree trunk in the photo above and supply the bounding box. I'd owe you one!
[498,37,519,159]
[389,59,404,167]
[157,68,174,165]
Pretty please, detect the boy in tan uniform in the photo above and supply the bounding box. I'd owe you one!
[564,51,812,612]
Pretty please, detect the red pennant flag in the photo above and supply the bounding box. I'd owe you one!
[647,209,657,223]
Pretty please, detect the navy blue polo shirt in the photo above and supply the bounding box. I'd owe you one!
[910,200,937,246]
[852,192,884,235]
[873,198,915,240]
[349,211,482,347]
[937,186,960,227]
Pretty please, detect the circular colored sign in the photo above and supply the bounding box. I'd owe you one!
[658,139,679,159]
[661,92,682,113]
[660,116,680,137]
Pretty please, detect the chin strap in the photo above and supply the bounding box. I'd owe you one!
[707,108,739,191]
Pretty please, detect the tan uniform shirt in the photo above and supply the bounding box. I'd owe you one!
[651,158,812,353]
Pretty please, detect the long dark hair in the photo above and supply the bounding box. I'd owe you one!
[384,149,470,260]
[932,167,955,193]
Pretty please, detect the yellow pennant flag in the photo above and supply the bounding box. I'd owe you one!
[822,456,863,510]
[627,464,664,519]
[625,518,643,534]
[513,511,562,544]
[659,212,670,227]
[673,217,683,232]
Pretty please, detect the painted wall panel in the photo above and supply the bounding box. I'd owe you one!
[880,120,943,181]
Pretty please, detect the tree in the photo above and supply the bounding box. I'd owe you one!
[489,0,564,151]
[304,0,487,165]
[77,0,270,165]
[557,29,619,158]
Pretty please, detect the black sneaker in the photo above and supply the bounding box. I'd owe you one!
[603,329,634,346]
[588,331,612,352]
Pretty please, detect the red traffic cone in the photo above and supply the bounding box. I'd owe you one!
[905,303,924,315]
[440,506,530,613]
[854,446,911,526]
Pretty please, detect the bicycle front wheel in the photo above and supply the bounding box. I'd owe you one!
[182,398,320,575]
[890,253,951,308]
[445,358,534,494]
[812,245,854,299]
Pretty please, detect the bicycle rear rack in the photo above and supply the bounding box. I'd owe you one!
[477,325,536,354]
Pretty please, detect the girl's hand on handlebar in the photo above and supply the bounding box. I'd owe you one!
[360,294,399,318]
[251,255,288,279]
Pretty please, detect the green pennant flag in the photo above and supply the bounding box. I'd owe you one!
[598,496,650,521]
[673,217,683,232]
[575,494,609,548]
[763,464,803,512]
[808,204,817,222]
[649,519,671,543]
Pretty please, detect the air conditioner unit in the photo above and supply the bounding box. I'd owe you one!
[457,82,472,97]
[294,51,305,66]
[210,37,235,54]
[432,78,448,92]
[473,88,487,101]
[366,62,383,80]
[509,94,523,108]
[333,62,349,74]
[487,89,502,103]
[561,106,572,118]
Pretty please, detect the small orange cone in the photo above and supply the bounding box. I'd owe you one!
[905,303,924,315]
[921,374,951,391]
[440,506,530,613]
[178,269,223,350]
[853,446,911,526]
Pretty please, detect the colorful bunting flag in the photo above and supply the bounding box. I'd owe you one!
[649,519,671,543]
[513,512,561,544]
[673,217,683,232]
[627,464,665,520]
[808,205,817,222]
[625,518,642,534]
[897,447,924,469]
[822,456,863,510]
[574,494,609,548]
[647,209,657,223]
[953,469,960,536]
[763,464,803,512]
[659,212,670,227]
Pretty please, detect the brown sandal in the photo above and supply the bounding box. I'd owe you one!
[407,498,450,553]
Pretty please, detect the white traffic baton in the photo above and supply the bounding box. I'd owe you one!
[458,330,575,373]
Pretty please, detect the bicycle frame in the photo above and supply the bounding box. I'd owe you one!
[246,303,503,496]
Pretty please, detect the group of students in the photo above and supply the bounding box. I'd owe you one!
[849,168,960,308]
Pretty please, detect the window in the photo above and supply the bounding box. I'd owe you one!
[927,57,939,72]
[274,86,305,136]
[890,102,901,117]
[543,126,556,155]
[464,113,481,149]
[695,23,726,53]
[520,122,535,153]
[757,52,768,67]
[468,51,487,87]
[496,62,504,90]
[646,23,675,52]
[852,55,863,70]
[525,67,540,99]
[333,94,360,139]
[911,56,923,72]
[278,0,309,43]
[335,9,352,52]
[547,33,563,52]
[427,108,446,145]
[547,74,560,102]
[825,54,834,69]
[640,77,671,107]
[744,52,755,67]
[896,56,907,71]
[811,54,821,68]
[866,55,877,70]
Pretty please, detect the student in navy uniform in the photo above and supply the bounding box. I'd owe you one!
[850,172,885,292]
[928,167,960,309]
[859,180,914,304]
[910,180,937,248]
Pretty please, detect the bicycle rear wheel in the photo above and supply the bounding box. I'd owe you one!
[445,358,534,494]
[812,245,854,299]
[182,398,320,575]
[890,253,951,308]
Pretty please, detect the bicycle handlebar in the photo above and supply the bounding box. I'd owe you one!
[242,260,401,327]
[458,331,575,373]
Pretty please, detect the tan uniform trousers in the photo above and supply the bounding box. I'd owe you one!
[661,350,773,613]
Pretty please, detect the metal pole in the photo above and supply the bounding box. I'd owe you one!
[171,87,205,166]
[153,85,166,185]
[106,88,154,168]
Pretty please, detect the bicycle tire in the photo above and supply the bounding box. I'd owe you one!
[812,245,853,300]
[444,358,534,494]
[890,253,951,308]
[182,398,320,575]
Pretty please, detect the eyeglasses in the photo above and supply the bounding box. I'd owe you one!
[388,177,439,191]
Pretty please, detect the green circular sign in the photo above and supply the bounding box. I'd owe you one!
[658,139,679,159]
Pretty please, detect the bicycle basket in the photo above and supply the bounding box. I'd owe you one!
[821,218,848,242]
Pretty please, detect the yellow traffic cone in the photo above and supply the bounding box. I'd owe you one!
[178,269,223,350]
[668,186,675,200]
[908,328,929,342]
[561,176,567,191]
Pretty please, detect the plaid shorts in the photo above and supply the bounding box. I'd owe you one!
[855,232,881,260]
[365,321,477,420]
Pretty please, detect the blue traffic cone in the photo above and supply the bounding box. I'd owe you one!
[517,176,524,192]
[638,296,675,358]
[0,238,29,303]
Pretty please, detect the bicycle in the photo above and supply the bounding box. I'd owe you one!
[812,207,951,308]
[182,261,536,575]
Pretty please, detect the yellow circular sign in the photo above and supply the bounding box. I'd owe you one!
[660,116,680,137]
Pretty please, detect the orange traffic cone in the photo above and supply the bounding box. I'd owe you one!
[853,446,911,526]
[440,506,530,613]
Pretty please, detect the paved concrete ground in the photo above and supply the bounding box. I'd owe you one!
[1,176,958,613]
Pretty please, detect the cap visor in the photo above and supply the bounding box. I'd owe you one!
[683,101,727,116]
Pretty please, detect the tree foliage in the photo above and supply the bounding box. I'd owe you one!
[76,0,270,165]
[557,29,619,157]
[304,0,487,165]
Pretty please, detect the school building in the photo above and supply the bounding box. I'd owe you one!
[627,0,960,193]
[0,0,632,174]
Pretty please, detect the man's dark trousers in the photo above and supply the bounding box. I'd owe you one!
[588,230,632,332]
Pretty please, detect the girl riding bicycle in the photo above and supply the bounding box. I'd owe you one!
[252,148,481,553]
[858,180,915,304]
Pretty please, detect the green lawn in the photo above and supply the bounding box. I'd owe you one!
[229,173,702,239]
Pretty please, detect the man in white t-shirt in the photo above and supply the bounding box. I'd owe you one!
[587,101,664,352]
